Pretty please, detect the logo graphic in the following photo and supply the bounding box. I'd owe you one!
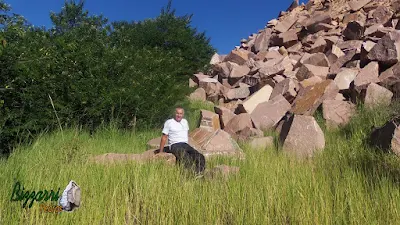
[10,180,81,213]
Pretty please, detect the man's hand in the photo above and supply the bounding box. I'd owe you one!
[158,134,168,154]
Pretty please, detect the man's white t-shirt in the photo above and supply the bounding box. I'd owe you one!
[162,118,189,146]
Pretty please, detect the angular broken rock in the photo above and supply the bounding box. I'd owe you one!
[334,68,358,90]
[224,113,253,136]
[258,63,286,78]
[389,123,400,157]
[354,61,380,90]
[286,0,299,12]
[299,76,324,89]
[327,45,345,65]
[278,29,299,46]
[322,100,356,128]
[309,37,327,53]
[199,82,219,99]
[364,24,388,38]
[369,6,393,26]
[343,21,365,40]
[369,117,400,156]
[330,49,357,75]
[367,31,400,67]
[228,62,250,78]
[270,78,298,103]
[348,0,371,11]
[237,127,264,141]
[253,29,272,53]
[224,49,250,65]
[189,88,206,101]
[337,40,363,53]
[335,93,346,101]
[213,62,230,78]
[379,62,400,86]
[343,11,367,25]
[296,64,329,81]
[214,106,235,129]
[256,50,282,61]
[280,115,325,158]
[210,53,223,65]
[249,136,274,150]
[189,78,197,88]
[251,94,291,131]
[275,16,297,33]
[364,83,393,108]
[225,86,250,100]
[287,42,302,53]
[361,41,376,64]
[238,85,273,114]
[304,12,332,33]
[198,77,219,91]
[292,80,339,116]
[199,110,221,132]
[303,53,331,67]
[190,128,244,158]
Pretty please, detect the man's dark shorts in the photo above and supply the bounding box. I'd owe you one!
[163,142,205,174]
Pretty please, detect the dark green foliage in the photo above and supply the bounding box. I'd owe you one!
[0,0,215,155]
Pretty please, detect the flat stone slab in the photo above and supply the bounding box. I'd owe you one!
[280,115,325,158]
[89,150,176,165]
[190,128,245,158]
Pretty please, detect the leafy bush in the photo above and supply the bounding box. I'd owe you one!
[0,0,215,155]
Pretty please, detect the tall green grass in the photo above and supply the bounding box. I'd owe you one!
[1,101,400,224]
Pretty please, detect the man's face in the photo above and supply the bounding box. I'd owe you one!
[175,108,184,122]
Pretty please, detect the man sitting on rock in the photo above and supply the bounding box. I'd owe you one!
[157,107,206,175]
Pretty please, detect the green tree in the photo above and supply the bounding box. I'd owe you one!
[0,0,215,155]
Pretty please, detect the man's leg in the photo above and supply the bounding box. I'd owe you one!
[167,144,188,168]
[181,143,206,174]
[169,143,205,174]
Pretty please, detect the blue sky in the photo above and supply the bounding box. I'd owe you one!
[6,0,307,54]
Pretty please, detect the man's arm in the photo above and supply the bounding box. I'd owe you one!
[158,134,168,153]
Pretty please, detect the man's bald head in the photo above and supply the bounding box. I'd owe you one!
[174,107,185,122]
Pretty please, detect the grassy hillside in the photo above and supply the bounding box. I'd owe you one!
[1,101,400,224]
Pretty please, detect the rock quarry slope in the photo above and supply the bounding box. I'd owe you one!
[188,0,400,157]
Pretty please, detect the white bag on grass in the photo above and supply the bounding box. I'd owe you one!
[59,180,81,211]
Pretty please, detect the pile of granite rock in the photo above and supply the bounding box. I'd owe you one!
[188,0,400,157]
